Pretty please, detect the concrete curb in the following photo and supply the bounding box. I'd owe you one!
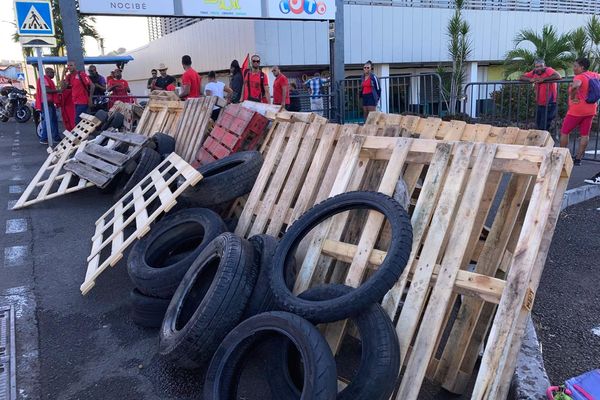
[511,184,600,399]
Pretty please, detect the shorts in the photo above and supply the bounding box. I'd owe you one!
[362,93,377,107]
[561,114,594,137]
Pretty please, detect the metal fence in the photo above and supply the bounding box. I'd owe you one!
[339,73,444,123]
[462,79,600,161]
[345,0,595,14]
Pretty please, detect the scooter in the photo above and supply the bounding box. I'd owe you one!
[0,86,33,123]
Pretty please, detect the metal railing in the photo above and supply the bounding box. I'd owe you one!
[339,73,444,124]
[462,79,600,160]
[345,0,595,14]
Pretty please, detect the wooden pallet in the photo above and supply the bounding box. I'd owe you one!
[48,113,102,159]
[109,101,137,132]
[13,143,94,210]
[135,97,184,136]
[289,131,570,399]
[80,153,203,295]
[64,131,149,188]
[170,96,218,163]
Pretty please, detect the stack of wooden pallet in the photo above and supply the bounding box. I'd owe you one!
[235,115,570,399]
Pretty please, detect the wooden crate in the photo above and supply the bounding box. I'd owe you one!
[171,96,218,164]
[108,101,137,132]
[135,97,184,136]
[13,142,93,210]
[290,131,570,399]
[49,113,102,159]
[64,131,149,188]
[80,153,203,295]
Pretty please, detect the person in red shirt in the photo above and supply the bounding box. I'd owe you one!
[243,54,270,104]
[35,67,61,144]
[107,69,133,109]
[63,60,92,125]
[179,55,201,99]
[560,57,599,166]
[520,59,561,131]
[271,65,290,109]
[361,60,381,120]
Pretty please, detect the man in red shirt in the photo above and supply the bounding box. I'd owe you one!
[63,60,92,125]
[179,55,201,99]
[519,59,561,131]
[271,66,290,109]
[560,57,599,166]
[243,54,270,104]
[107,69,133,109]
[35,67,61,144]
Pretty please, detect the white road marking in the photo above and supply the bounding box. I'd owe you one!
[6,219,27,234]
[592,326,600,337]
[11,176,23,181]
[12,152,21,157]
[8,200,17,210]
[9,185,24,194]
[4,246,28,267]
[10,165,22,171]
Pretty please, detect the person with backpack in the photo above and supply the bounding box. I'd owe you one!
[243,55,270,104]
[360,60,381,120]
[560,57,600,166]
[63,60,93,125]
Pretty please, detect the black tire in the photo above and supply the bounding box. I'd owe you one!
[271,191,413,323]
[112,147,161,200]
[127,208,227,299]
[151,132,176,157]
[94,109,109,123]
[130,288,171,328]
[159,233,258,369]
[15,106,31,123]
[110,112,124,129]
[0,114,8,122]
[242,234,296,319]
[182,151,263,207]
[268,284,400,400]
[204,311,337,400]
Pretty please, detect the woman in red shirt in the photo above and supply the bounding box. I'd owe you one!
[107,69,133,109]
[360,60,381,120]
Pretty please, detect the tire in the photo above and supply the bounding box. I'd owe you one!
[267,284,400,400]
[204,311,337,400]
[271,191,413,323]
[94,109,109,124]
[130,288,171,328]
[159,233,258,369]
[112,147,161,200]
[151,132,176,157]
[242,234,296,319]
[127,208,227,299]
[182,151,263,207]
[110,112,124,129]
[15,106,31,123]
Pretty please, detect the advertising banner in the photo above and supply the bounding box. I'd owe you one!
[78,0,175,16]
[267,0,335,20]
[182,0,261,18]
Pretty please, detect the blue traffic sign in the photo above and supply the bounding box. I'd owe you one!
[15,1,54,37]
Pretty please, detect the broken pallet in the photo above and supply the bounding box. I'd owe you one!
[48,113,102,159]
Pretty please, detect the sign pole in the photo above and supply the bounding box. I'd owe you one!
[35,47,53,147]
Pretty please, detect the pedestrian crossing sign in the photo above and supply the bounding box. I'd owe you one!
[15,0,54,37]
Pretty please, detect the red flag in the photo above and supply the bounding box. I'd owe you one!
[241,53,249,76]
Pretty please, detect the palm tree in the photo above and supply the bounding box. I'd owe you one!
[585,15,600,71]
[569,27,589,59]
[504,25,573,77]
[447,0,472,113]
[13,0,101,57]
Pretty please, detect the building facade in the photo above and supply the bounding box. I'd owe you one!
[147,17,199,41]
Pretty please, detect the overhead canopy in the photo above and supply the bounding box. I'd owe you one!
[26,55,134,66]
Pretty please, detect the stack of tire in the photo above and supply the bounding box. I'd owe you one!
[156,191,414,399]
[126,151,264,328]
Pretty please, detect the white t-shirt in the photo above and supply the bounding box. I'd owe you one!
[204,81,225,109]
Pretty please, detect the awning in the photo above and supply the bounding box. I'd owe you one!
[26,55,134,66]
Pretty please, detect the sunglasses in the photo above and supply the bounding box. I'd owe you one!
[363,66,371,69]
[252,60,260,63]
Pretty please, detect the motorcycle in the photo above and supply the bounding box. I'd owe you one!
[0,86,33,123]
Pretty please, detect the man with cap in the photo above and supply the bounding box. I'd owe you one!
[153,63,176,91]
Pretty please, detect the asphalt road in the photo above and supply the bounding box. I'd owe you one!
[532,196,600,386]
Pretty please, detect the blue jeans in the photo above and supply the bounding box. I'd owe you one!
[39,104,60,142]
[536,103,557,131]
[75,104,89,125]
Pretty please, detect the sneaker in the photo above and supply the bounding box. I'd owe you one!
[574,158,582,166]
[584,172,600,185]
[39,140,48,145]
